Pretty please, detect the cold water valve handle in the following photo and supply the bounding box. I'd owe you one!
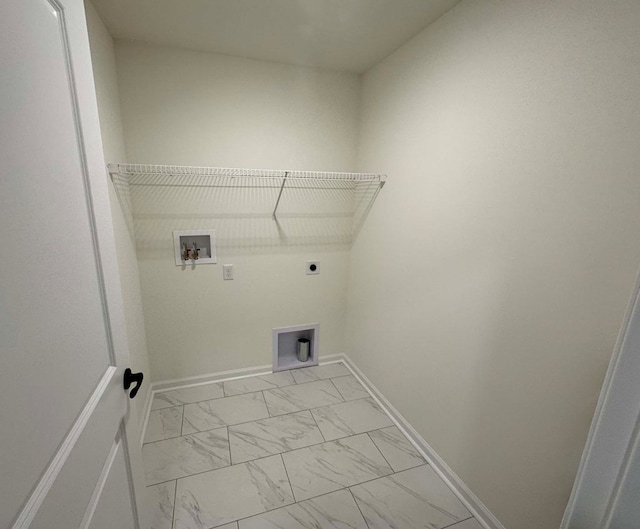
[123,368,144,399]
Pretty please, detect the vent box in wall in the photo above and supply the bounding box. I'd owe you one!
[273,324,319,372]
[173,230,217,265]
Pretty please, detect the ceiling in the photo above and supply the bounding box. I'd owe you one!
[91,0,461,74]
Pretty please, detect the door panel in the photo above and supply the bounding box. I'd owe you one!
[0,1,114,519]
[87,438,137,529]
[30,369,125,528]
[0,0,144,527]
[562,272,640,528]
[607,429,640,528]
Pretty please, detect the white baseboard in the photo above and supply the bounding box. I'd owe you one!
[138,385,154,448]
[140,353,505,529]
[339,354,505,529]
[152,363,276,391]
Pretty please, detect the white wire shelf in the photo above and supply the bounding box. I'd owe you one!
[107,163,386,247]
[108,163,386,183]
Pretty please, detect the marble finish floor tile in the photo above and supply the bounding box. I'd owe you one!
[224,371,296,396]
[143,428,230,485]
[229,411,324,464]
[291,363,351,384]
[148,481,176,529]
[263,379,343,416]
[311,398,393,441]
[368,426,425,472]
[145,406,184,443]
[152,383,225,410]
[282,433,393,501]
[350,465,471,529]
[174,454,294,529]
[182,392,269,434]
[144,368,485,529]
[330,375,369,401]
[239,489,368,529]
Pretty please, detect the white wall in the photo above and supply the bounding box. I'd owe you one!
[85,4,151,425]
[114,41,360,381]
[346,1,640,528]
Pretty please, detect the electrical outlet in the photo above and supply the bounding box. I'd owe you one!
[306,260,320,275]
[223,264,234,280]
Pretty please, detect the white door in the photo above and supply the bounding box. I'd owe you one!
[562,271,640,528]
[0,1,146,528]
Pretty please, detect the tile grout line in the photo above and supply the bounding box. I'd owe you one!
[170,479,177,529]
[145,428,419,489]
[278,453,297,504]
[274,465,426,512]
[151,381,225,410]
[171,459,344,528]
[331,373,355,381]
[144,432,182,445]
[221,471,418,529]
[180,392,271,437]
[348,487,372,529]
[291,369,318,385]
[228,485,373,527]
[366,431,395,473]
[328,376,347,402]
[258,390,268,408]
[145,457,231,488]
[260,386,354,420]
[144,406,185,444]
[144,405,333,450]
[223,373,300,399]
[145,432,371,487]
[442,515,476,528]
[151,374,325,413]
[142,425,228,447]
[143,391,375,445]
[261,390,273,418]
[227,409,322,438]
[245,395,368,429]
[227,409,321,465]
[224,426,233,467]
[308,409,327,443]
[369,427,427,471]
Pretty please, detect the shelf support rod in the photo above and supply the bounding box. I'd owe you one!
[272,171,288,219]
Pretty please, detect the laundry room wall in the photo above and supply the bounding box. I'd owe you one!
[113,41,360,381]
[345,1,640,528]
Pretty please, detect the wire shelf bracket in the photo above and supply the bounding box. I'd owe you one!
[272,171,289,219]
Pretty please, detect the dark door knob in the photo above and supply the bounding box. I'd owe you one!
[123,368,144,399]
